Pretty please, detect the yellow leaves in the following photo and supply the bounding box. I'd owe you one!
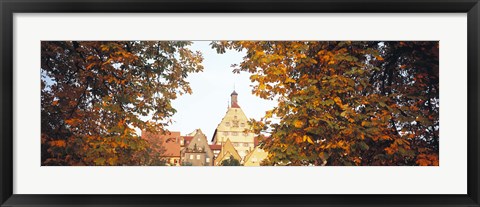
[303,135,314,144]
[333,97,349,110]
[285,77,296,84]
[265,110,274,119]
[333,97,342,105]
[107,157,118,165]
[361,121,368,127]
[52,100,59,106]
[258,83,266,90]
[293,120,304,128]
[100,44,110,52]
[376,55,384,61]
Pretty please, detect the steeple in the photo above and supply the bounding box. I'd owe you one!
[230,90,239,108]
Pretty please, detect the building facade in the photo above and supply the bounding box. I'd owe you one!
[211,91,256,161]
[243,146,268,166]
[181,129,214,166]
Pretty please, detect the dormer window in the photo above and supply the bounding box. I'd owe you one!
[225,122,230,126]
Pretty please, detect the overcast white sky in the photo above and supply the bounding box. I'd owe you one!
[165,41,277,141]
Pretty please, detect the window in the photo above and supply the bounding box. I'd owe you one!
[233,143,238,147]
[206,158,210,163]
[189,155,193,159]
[232,132,238,136]
[223,131,228,135]
[234,116,237,119]
[243,132,248,136]
[225,122,230,126]
[196,155,201,160]
[244,143,249,147]
[241,123,245,127]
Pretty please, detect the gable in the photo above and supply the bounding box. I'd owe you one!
[185,129,213,156]
[215,139,242,165]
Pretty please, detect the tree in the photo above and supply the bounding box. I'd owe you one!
[41,41,203,165]
[212,41,439,166]
[221,156,241,166]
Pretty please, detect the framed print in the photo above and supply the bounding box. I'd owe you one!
[1,0,479,206]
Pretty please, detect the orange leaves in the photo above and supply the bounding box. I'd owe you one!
[65,118,81,126]
[42,41,205,166]
[384,138,410,155]
[208,41,439,166]
[416,154,439,166]
[50,140,66,148]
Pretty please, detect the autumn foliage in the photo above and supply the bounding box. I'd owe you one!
[212,41,439,166]
[41,41,203,165]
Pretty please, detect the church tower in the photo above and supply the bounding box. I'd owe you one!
[211,91,255,164]
[231,90,239,108]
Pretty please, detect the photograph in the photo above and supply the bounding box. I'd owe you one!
[41,41,439,166]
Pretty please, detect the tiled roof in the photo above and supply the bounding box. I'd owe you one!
[142,131,181,157]
[209,144,222,150]
[231,102,241,108]
[183,136,193,145]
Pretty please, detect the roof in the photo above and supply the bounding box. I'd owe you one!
[209,144,222,150]
[182,136,193,146]
[183,136,193,142]
[214,138,242,165]
[231,90,238,96]
[142,131,181,157]
[231,102,241,108]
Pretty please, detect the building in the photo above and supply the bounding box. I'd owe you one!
[142,130,181,166]
[181,129,214,166]
[243,146,268,166]
[214,139,242,166]
[209,144,222,161]
[211,91,256,161]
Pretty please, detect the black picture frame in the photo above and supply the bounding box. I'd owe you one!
[1,0,479,206]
